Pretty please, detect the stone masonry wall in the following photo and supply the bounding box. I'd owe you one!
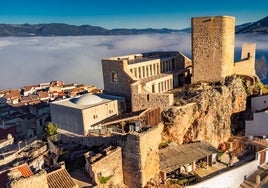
[234,43,256,76]
[121,133,142,187]
[8,170,48,188]
[139,123,163,187]
[90,147,124,187]
[121,124,163,187]
[192,16,235,83]
[102,59,134,111]
[131,83,174,112]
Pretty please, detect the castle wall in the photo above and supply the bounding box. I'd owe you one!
[192,16,235,83]
[131,83,174,112]
[88,148,124,187]
[121,124,163,187]
[234,43,256,76]
[139,123,163,187]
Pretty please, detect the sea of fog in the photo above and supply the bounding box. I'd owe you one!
[0,33,267,90]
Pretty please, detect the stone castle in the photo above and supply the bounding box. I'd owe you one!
[55,15,257,188]
[102,16,256,113]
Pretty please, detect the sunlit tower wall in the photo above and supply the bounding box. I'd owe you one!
[191,16,235,83]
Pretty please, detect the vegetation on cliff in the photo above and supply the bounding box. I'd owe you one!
[162,75,261,148]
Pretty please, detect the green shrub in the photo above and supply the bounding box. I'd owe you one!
[98,175,113,184]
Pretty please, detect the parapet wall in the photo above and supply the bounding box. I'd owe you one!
[234,43,256,76]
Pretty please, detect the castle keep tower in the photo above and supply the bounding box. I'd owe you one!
[191,16,235,83]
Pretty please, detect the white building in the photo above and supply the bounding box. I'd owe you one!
[50,93,125,135]
[251,94,268,112]
[246,110,268,137]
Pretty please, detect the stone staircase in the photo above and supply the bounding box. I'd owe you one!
[239,164,268,188]
[240,180,258,188]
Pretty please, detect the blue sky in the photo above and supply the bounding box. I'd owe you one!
[0,0,267,29]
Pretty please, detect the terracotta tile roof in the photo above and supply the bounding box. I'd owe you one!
[23,86,33,92]
[16,164,33,177]
[47,168,77,188]
[4,90,21,100]
[37,91,49,99]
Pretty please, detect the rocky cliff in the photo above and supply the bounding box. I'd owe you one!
[162,75,259,148]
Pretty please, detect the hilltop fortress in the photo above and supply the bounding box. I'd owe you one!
[102,16,256,112]
[50,16,259,188]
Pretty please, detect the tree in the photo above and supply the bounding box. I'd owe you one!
[45,122,58,136]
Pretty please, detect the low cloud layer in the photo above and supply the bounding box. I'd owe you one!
[0,33,267,90]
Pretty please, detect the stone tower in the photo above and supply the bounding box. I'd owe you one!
[191,16,235,83]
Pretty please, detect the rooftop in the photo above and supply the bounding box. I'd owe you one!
[104,51,179,65]
[47,168,78,188]
[51,93,113,110]
[16,163,33,177]
[159,142,218,173]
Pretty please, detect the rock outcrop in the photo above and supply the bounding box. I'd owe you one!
[162,75,258,148]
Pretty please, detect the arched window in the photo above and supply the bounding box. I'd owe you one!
[111,72,118,83]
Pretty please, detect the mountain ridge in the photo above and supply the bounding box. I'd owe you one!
[0,16,267,37]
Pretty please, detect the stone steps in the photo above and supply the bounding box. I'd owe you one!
[239,180,258,188]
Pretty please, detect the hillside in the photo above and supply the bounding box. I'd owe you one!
[162,75,259,147]
[236,16,268,34]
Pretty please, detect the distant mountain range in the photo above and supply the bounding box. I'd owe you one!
[0,16,267,37]
[236,16,268,34]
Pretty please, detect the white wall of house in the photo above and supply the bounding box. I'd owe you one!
[245,111,268,137]
[186,159,259,188]
[251,95,268,112]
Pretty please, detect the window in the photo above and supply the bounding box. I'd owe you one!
[111,72,118,83]
[152,84,155,93]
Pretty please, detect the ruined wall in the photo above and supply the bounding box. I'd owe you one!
[192,16,235,83]
[234,43,256,77]
[90,148,124,187]
[8,170,48,188]
[131,83,174,112]
[139,123,163,187]
[121,133,142,187]
[121,124,163,187]
[59,133,114,149]
[162,76,249,147]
